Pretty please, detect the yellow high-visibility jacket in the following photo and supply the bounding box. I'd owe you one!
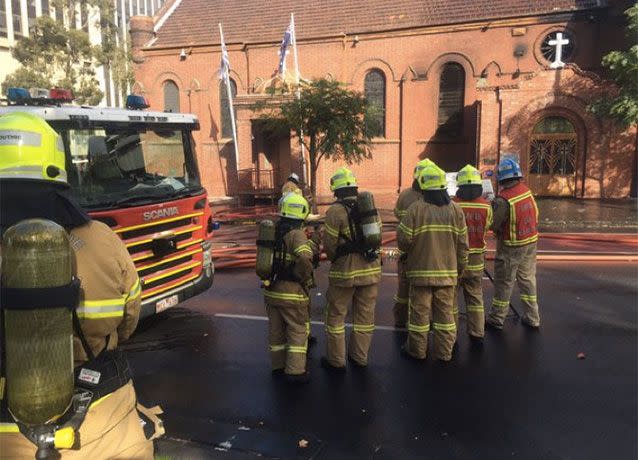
[397,200,469,286]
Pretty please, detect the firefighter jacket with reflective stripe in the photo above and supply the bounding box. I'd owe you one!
[394,188,422,220]
[397,200,469,286]
[495,182,539,247]
[323,197,382,287]
[264,228,314,305]
[70,221,141,366]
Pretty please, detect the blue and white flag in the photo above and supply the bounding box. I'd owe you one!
[218,41,230,81]
[278,22,293,75]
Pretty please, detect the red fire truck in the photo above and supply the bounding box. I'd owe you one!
[1,89,214,317]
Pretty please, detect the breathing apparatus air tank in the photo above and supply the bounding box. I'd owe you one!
[1,219,75,425]
[356,191,381,250]
[256,220,276,283]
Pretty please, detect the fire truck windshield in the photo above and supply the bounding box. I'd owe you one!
[61,126,202,210]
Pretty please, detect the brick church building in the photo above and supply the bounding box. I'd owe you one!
[130,0,635,201]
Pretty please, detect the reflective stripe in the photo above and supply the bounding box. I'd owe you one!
[433,322,457,331]
[263,290,309,302]
[398,222,413,236]
[411,224,467,236]
[126,278,142,302]
[505,234,539,246]
[294,243,313,256]
[492,299,509,308]
[306,322,310,334]
[393,295,408,304]
[324,223,340,238]
[467,305,484,312]
[408,323,430,333]
[328,266,381,279]
[457,202,491,210]
[77,298,125,319]
[0,423,19,433]
[465,263,485,271]
[326,324,346,334]
[288,345,307,354]
[469,248,487,254]
[406,269,458,278]
[270,344,286,352]
[452,307,459,315]
[520,294,537,302]
[504,189,539,246]
[395,209,408,217]
[353,324,375,333]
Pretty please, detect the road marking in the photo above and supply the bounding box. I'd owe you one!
[214,313,405,332]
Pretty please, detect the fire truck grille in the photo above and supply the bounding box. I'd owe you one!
[121,217,194,240]
[137,255,194,278]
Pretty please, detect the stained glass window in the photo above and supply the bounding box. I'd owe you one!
[364,69,385,138]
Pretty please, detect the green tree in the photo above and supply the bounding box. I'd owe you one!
[588,4,638,196]
[258,79,374,210]
[2,0,134,105]
[2,15,102,105]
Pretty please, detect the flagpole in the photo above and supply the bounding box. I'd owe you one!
[290,13,308,186]
[219,23,240,178]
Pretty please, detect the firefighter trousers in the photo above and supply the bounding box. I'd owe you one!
[0,381,158,459]
[488,242,540,327]
[266,303,309,375]
[325,284,377,367]
[406,285,456,361]
[393,259,409,327]
[453,274,485,338]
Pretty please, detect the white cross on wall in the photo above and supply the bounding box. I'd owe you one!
[548,32,570,69]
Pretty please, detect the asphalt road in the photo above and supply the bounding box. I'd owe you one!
[124,259,638,459]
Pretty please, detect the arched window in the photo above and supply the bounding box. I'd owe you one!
[220,78,237,139]
[163,80,180,113]
[364,69,386,137]
[437,63,465,137]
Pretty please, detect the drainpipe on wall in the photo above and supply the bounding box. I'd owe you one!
[398,77,405,194]
[495,86,503,194]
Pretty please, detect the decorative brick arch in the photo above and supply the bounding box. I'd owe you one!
[154,72,184,94]
[132,81,145,95]
[207,70,246,94]
[349,58,397,85]
[504,92,601,197]
[419,52,477,80]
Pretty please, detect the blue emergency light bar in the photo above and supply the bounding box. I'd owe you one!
[126,95,150,110]
[7,87,30,102]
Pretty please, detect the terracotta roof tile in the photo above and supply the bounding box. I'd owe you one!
[151,0,602,48]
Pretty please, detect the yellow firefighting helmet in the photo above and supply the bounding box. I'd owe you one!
[456,164,482,186]
[329,167,358,191]
[0,112,67,185]
[280,192,310,220]
[413,158,434,179]
[418,164,447,191]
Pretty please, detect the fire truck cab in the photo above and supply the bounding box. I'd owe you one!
[1,90,214,317]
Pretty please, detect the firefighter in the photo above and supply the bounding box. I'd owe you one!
[322,167,381,370]
[397,163,468,361]
[282,172,302,196]
[0,112,161,458]
[392,159,433,327]
[487,158,541,329]
[264,192,316,383]
[452,165,493,344]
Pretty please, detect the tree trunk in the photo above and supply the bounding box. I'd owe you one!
[310,162,318,214]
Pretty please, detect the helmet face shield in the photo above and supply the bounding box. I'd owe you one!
[0,112,67,185]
